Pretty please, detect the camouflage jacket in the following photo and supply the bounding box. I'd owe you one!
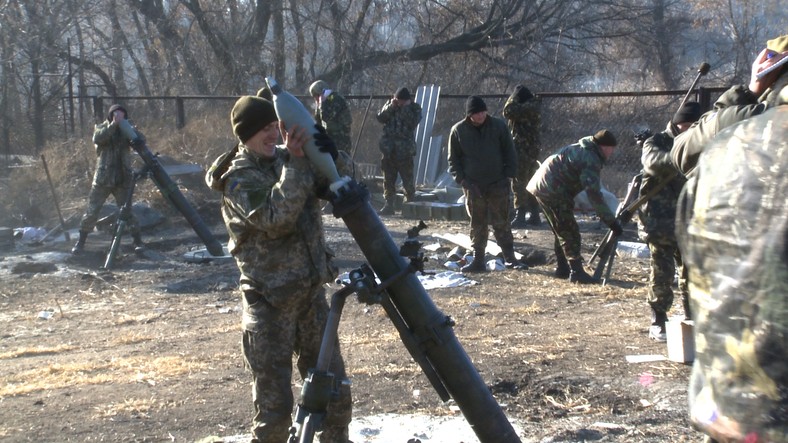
[526,136,615,225]
[672,85,766,176]
[638,125,686,239]
[91,120,144,188]
[448,115,517,188]
[206,144,352,295]
[376,100,422,158]
[316,91,353,152]
[678,104,786,442]
[502,96,541,160]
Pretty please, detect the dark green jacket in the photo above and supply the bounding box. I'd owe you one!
[447,115,517,187]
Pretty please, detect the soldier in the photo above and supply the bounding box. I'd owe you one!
[502,84,542,228]
[639,102,701,341]
[206,96,353,443]
[448,95,527,272]
[375,87,423,215]
[527,129,622,284]
[72,104,145,255]
[309,80,353,153]
[673,35,786,443]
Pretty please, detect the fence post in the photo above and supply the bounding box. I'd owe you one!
[93,96,103,123]
[176,97,185,129]
[698,87,713,112]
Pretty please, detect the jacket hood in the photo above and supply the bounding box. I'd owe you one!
[578,136,606,164]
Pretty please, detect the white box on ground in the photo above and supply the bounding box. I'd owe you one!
[666,318,695,363]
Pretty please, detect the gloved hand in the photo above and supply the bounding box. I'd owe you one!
[609,220,624,237]
[313,124,338,161]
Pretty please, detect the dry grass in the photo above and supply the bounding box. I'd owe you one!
[0,355,208,397]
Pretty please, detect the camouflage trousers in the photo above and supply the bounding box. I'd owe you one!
[464,179,514,251]
[535,196,583,260]
[241,281,352,443]
[646,235,688,314]
[511,155,539,210]
[380,153,415,202]
[78,183,140,235]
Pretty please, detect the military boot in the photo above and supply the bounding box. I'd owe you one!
[132,231,145,253]
[461,249,487,273]
[554,247,570,279]
[378,198,395,216]
[510,207,527,229]
[71,230,89,254]
[501,243,528,270]
[649,309,668,342]
[568,259,599,284]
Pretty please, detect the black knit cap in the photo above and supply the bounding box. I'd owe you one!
[592,129,617,147]
[465,96,487,115]
[515,84,534,102]
[395,87,411,100]
[107,104,127,122]
[672,102,702,124]
[231,96,278,143]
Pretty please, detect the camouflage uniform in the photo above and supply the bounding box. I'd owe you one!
[502,93,541,214]
[676,104,786,443]
[315,91,353,153]
[206,145,353,443]
[639,126,689,317]
[448,114,517,256]
[77,119,144,237]
[527,136,615,261]
[376,99,423,203]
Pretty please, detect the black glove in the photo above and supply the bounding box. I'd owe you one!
[609,220,624,237]
[313,124,338,161]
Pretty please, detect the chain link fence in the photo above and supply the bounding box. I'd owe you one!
[5,88,727,201]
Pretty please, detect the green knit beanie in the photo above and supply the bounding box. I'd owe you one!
[231,96,278,143]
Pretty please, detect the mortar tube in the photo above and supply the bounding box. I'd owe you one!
[331,180,521,443]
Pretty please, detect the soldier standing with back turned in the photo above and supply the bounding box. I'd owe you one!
[503,84,542,228]
[376,87,423,215]
[309,80,353,154]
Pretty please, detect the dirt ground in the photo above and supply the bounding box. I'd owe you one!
[0,189,702,443]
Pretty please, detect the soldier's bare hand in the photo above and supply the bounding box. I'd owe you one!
[749,48,788,95]
[281,122,307,158]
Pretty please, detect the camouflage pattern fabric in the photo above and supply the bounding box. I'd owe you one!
[464,178,514,251]
[206,144,353,443]
[639,127,688,315]
[503,95,541,209]
[678,105,786,443]
[377,100,422,201]
[646,236,687,314]
[316,92,353,153]
[672,85,766,177]
[77,120,143,233]
[527,136,616,226]
[534,196,583,260]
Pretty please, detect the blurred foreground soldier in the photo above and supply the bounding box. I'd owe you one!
[309,80,353,153]
[675,81,786,443]
[206,96,353,443]
[503,84,542,228]
[527,130,620,284]
[448,95,527,272]
[72,104,145,254]
[672,35,788,176]
[638,102,701,341]
[375,87,423,215]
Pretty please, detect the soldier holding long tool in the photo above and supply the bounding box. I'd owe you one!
[638,102,701,341]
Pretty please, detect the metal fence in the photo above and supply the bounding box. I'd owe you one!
[5,86,727,200]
